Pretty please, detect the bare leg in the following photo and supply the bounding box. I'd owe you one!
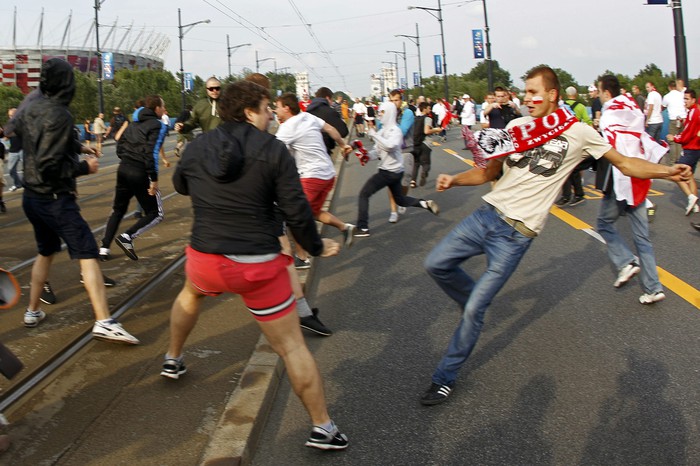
[296,212,347,260]
[166,278,206,359]
[79,258,110,321]
[258,310,330,426]
[29,254,53,310]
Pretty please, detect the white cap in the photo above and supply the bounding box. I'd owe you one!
[588,85,597,92]
[462,94,470,99]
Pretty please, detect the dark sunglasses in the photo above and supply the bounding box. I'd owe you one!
[207,86,221,91]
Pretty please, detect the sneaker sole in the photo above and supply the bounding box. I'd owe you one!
[304,440,348,450]
[420,396,449,406]
[92,333,140,345]
[116,239,138,261]
[160,369,187,379]
[300,323,333,336]
[24,320,44,328]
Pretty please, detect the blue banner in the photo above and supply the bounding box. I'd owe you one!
[472,29,484,59]
[400,77,407,89]
[434,55,442,75]
[413,72,419,87]
[102,52,114,80]
[646,0,668,4]
[184,72,194,92]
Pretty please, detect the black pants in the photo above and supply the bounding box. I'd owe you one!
[411,144,432,181]
[102,163,163,248]
[357,169,422,229]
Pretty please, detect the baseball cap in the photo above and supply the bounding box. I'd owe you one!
[462,94,470,99]
[587,85,597,92]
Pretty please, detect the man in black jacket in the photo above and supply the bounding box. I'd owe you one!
[307,86,349,157]
[163,81,349,451]
[14,58,138,344]
[100,94,167,261]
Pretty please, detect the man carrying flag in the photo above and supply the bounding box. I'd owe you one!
[595,75,667,304]
[419,65,692,406]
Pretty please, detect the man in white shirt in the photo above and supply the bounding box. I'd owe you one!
[275,93,354,267]
[662,80,687,165]
[644,82,663,145]
[351,98,367,137]
[459,94,476,151]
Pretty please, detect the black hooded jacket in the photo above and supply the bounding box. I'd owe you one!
[173,121,323,256]
[15,58,88,195]
[306,97,348,154]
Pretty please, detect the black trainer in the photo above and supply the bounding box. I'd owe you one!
[160,357,187,380]
[300,308,332,336]
[554,196,570,207]
[294,256,311,269]
[305,426,349,451]
[420,382,453,406]
[116,233,138,260]
[569,196,585,207]
[40,281,56,305]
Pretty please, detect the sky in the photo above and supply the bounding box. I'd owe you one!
[1,0,698,98]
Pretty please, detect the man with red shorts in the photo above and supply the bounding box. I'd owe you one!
[164,80,348,450]
[274,92,354,268]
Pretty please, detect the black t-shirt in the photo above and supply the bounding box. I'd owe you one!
[591,97,602,118]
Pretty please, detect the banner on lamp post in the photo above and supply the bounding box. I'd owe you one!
[472,30,485,59]
[434,55,442,75]
[646,0,668,4]
[102,52,114,80]
[413,72,419,87]
[184,72,194,92]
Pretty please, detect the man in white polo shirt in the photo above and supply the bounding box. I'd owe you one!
[644,82,664,145]
[662,79,687,165]
[275,92,354,269]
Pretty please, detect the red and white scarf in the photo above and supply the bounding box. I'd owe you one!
[467,107,578,168]
[599,94,667,206]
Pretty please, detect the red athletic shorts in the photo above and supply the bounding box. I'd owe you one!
[300,177,335,216]
[184,246,295,322]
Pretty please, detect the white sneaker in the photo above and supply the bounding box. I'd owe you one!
[397,206,407,214]
[24,309,46,328]
[92,319,140,345]
[639,291,666,304]
[614,262,641,288]
[388,212,399,223]
[685,194,698,216]
[99,247,111,262]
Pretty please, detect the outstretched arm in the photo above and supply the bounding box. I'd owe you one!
[436,158,504,191]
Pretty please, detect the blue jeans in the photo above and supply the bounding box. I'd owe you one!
[596,194,661,294]
[7,151,23,187]
[424,204,533,386]
[646,123,663,145]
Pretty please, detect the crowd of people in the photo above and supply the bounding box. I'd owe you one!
[0,57,697,453]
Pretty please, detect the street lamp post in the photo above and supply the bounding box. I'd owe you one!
[255,51,274,73]
[178,8,211,112]
[396,23,423,94]
[408,1,448,101]
[94,0,107,114]
[481,0,494,91]
[387,45,407,90]
[226,35,251,78]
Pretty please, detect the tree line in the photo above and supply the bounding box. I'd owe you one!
[0,61,697,124]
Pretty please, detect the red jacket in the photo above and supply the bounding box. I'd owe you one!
[674,105,700,150]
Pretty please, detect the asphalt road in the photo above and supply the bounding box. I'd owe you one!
[252,132,700,465]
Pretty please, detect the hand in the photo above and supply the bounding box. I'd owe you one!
[85,157,99,174]
[666,134,675,142]
[436,174,453,192]
[341,144,353,157]
[667,164,692,182]
[162,158,171,168]
[174,122,183,133]
[319,238,340,257]
[148,181,159,196]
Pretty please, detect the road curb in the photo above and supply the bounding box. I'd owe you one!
[199,151,348,466]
